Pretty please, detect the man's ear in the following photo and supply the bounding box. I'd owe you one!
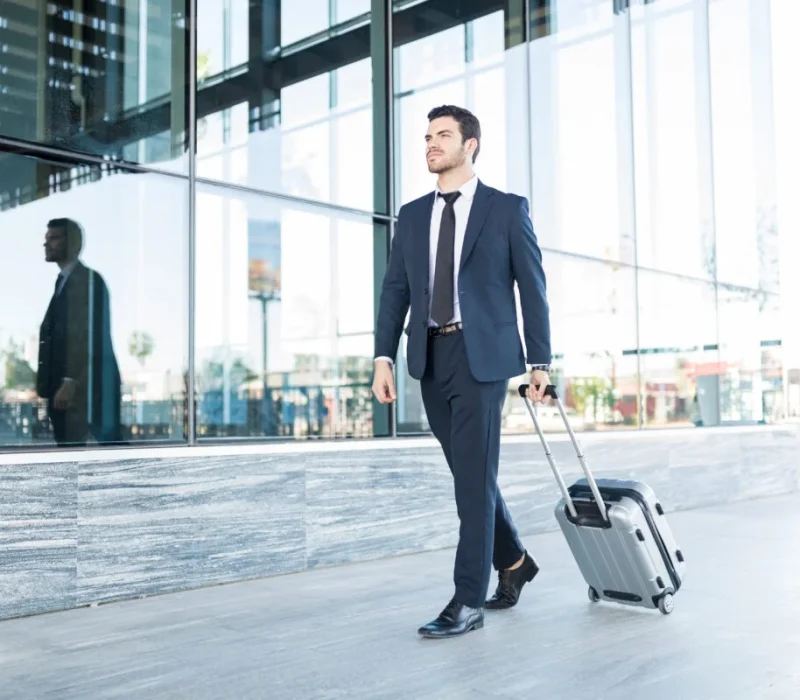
[465,138,477,159]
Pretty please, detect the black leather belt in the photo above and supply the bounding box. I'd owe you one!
[428,322,462,338]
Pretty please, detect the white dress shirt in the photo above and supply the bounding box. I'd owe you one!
[427,174,478,326]
[55,260,78,296]
[375,176,478,366]
[374,178,549,371]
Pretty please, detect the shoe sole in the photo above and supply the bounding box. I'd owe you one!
[418,618,484,639]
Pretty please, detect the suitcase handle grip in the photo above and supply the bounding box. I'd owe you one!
[518,384,609,522]
[518,383,559,400]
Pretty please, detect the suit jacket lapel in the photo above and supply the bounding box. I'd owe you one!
[416,192,436,286]
[459,181,494,270]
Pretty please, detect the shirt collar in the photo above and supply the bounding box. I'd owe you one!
[435,174,479,201]
[59,260,79,283]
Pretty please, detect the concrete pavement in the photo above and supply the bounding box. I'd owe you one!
[1,494,799,699]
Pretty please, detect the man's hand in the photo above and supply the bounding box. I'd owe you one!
[53,379,77,411]
[526,369,551,404]
[372,361,397,404]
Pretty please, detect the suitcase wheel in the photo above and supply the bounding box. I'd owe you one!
[588,586,600,603]
[657,593,675,615]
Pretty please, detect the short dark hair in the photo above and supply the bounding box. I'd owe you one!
[48,218,84,258]
[427,105,481,162]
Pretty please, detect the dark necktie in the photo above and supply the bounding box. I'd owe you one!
[54,273,63,296]
[431,191,461,327]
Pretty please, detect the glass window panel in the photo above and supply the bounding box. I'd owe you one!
[195,183,374,440]
[281,0,328,46]
[282,122,331,202]
[282,75,331,127]
[0,151,188,450]
[630,0,713,279]
[529,1,636,264]
[393,9,530,210]
[708,0,757,287]
[336,59,371,111]
[197,1,249,81]
[0,0,189,171]
[470,11,506,65]
[506,256,639,434]
[196,5,373,210]
[336,0,370,25]
[395,26,466,96]
[771,0,800,418]
[717,286,783,424]
[333,109,373,212]
[637,272,717,428]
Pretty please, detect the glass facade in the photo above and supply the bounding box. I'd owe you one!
[0,0,797,451]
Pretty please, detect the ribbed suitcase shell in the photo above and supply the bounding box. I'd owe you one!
[555,477,685,612]
[517,383,686,614]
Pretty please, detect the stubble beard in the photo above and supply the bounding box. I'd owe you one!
[427,150,467,175]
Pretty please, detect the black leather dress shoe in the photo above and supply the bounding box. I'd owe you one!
[485,551,539,610]
[417,599,484,639]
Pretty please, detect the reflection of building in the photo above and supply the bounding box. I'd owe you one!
[0,0,799,452]
[0,0,178,159]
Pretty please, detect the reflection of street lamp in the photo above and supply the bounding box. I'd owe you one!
[249,288,280,434]
[249,289,279,389]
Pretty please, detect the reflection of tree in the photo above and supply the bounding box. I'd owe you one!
[2,340,35,390]
[197,355,257,393]
[713,206,780,313]
[716,208,781,331]
[282,140,319,198]
[128,331,155,367]
[570,376,611,425]
[196,51,213,141]
[755,205,781,308]
[701,217,717,281]
[197,51,212,82]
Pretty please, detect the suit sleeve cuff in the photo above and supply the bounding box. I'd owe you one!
[374,356,394,366]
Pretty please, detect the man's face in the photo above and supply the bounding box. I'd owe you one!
[44,227,67,264]
[425,116,473,174]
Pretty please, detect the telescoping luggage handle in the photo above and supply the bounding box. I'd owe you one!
[517,384,608,522]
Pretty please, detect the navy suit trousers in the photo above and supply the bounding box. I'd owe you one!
[420,330,525,608]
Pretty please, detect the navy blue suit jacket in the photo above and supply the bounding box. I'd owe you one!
[374,180,551,383]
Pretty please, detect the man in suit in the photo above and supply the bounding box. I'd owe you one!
[373,105,552,639]
[37,218,122,446]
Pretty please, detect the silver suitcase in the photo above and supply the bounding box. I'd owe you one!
[518,384,686,615]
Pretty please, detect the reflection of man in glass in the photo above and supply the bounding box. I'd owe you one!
[36,218,122,446]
